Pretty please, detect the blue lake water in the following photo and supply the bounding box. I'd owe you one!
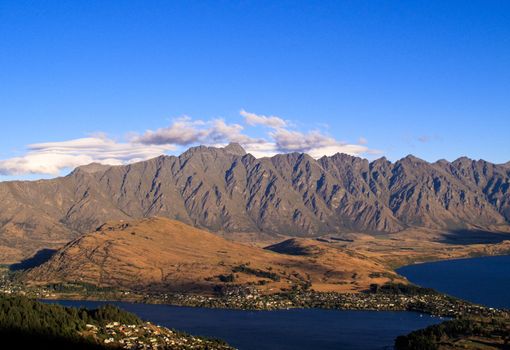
[44,255,510,349]
[397,254,510,309]
[43,300,443,350]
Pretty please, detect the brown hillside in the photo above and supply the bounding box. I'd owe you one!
[23,217,399,294]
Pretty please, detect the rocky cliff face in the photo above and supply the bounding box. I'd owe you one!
[1,143,509,262]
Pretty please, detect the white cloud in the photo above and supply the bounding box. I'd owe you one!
[134,117,255,146]
[0,110,382,177]
[0,136,173,175]
[269,128,377,158]
[240,109,287,128]
[208,119,245,143]
[237,141,278,158]
[135,116,210,145]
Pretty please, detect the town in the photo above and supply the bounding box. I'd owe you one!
[143,286,507,319]
[1,267,506,321]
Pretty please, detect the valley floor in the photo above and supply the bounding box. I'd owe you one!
[313,227,510,269]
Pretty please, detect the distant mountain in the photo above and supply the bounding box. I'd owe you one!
[1,143,509,263]
[24,217,397,293]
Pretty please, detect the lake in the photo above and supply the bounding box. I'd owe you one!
[397,254,510,309]
[42,300,443,350]
[44,255,510,349]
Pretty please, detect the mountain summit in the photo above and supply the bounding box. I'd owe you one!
[223,142,247,156]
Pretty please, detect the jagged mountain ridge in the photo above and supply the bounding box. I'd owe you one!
[0,143,509,262]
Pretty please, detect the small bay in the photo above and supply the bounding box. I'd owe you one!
[397,255,510,309]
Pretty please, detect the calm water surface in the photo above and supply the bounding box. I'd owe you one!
[397,255,510,309]
[43,300,443,350]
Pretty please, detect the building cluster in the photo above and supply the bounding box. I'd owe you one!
[86,321,233,350]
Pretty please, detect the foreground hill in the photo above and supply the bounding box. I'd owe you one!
[1,143,509,263]
[23,217,398,294]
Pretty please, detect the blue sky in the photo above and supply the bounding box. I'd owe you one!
[1,1,509,180]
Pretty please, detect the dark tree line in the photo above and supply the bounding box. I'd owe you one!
[232,264,281,281]
[395,317,510,350]
[0,294,141,349]
[369,283,437,296]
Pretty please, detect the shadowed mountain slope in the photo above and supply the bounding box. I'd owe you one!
[1,143,509,263]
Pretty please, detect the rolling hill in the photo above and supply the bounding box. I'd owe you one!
[23,217,399,294]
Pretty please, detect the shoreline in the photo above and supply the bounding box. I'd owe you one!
[3,254,510,317]
[39,298,448,316]
[394,251,510,269]
[25,284,508,319]
[3,254,509,322]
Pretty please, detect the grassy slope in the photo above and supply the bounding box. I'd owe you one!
[23,217,402,294]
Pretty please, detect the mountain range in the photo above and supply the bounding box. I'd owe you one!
[1,143,509,263]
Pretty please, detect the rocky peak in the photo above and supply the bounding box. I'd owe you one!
[452,156,475,168]
[223,142,247,156]
[72,162,112,174]
[369,157,391,170]
[400,154,426,164]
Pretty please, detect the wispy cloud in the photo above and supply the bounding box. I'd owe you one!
[0,136,173,175]
[240,109,288,128]
[269,128,375,158]
[134,110,380,158]
[134,117,210,145]
[0,110,381,176]
[241,111,380,157]
[133,117,263,149]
